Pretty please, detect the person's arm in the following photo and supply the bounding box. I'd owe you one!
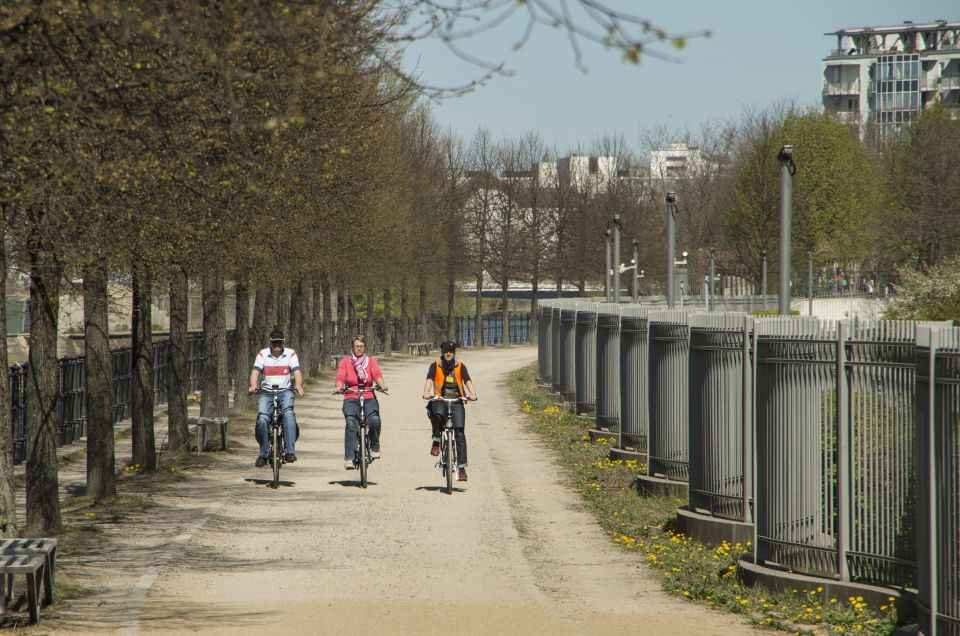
[334,359,346,392]
[248,368,260,394]
[370,357,388,392]
[292,369,304,396]
[464,379,477,401]
[422,378,434,400]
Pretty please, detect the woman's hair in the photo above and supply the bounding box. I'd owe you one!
[351,335,366,346]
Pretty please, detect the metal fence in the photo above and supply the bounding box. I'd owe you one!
[537,305,552,383]
[456,313,532,347]
[647,310,691,481]
[916,326,960,636]
[538,297,956,621]
[7,330,235,466]
[595,306,620,431]
[574,303,599,416]
[618,305,649,453]
[688,313,751,522]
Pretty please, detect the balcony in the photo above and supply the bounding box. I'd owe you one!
[823,80,860,95]
[939,73,960,89]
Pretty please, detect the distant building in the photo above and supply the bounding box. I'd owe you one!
[822,20,960,144]
[648,143,710,181]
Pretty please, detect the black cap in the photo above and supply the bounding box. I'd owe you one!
[440,341,457,353]
[269,327,284,342]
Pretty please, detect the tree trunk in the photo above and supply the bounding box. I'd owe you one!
[288,278,303,371]
[529,278,539,344]
[277,286,291,337]
[0,236,17,536]
[474,273,484,349]
[400,276,409,348]
[418,278,427,343]
[200,273,229,420]
[251,283,267,355]
[84,264,115,501]
[382,287,392,356]
[501,282,510,347]
[336,289,346,357]
[131,268,156,470]
[321,273,332,371]
[26,236,61,533]
[310,280,322,376]
[233,272,250,411]
[365,287,375,349]
[167,269,190,452]
[446,276,455,342]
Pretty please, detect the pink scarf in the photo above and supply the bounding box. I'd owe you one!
[351,353,369,384]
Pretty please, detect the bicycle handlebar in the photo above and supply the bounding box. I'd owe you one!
[251,386,294,396]
[428,396,476,403]
[334,384,388,396]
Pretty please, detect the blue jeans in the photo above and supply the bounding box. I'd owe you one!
[342,397,381,461]
[428,401,467,467]
[255,391,297,458]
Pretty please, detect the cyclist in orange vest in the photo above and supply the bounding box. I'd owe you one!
[421,341,478,481]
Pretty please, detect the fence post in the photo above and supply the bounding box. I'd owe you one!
[836,320,851,582]
[925,328,940,636]
[751,318,760,558]
[742,316,753,524]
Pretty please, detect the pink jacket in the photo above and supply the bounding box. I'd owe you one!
[336,357,383,400]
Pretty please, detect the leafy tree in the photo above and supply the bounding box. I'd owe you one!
[881,102,960,269]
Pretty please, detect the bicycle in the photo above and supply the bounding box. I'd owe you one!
[256,385,292,489]
[336,384,387,488]
[430,395,475,494]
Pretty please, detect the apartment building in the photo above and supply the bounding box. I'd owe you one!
[822,19,960,144]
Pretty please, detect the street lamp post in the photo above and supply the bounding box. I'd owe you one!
[709,248,716,310]
[778,145,795,315]
[807,249,814,316]
[612,215,622,304]
[761,249,768,312]
[605,229,612,302]
[632,239,640,302]
[666,192,677,309]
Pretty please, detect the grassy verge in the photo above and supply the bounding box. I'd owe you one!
[509,363,898,636]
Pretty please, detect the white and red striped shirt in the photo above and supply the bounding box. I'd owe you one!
[253,347,300,390]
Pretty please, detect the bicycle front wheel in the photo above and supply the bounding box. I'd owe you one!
[359,427,368,488]
[271,426,281,489]
[444,431,455,494]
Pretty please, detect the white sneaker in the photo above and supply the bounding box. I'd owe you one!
[345,461,355,470]
[371,450,381,459]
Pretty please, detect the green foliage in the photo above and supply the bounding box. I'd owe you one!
[725,111,885,270]
[884,256,960,322]
[880,102,960,267]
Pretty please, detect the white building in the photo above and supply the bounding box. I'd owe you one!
[822,20,960,144]
[648,143,710,180]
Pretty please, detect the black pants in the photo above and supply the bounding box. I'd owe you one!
[428,400,467,467]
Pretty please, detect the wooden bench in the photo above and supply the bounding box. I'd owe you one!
[406,342,431,356]
[0,538,56,612]
[0,554,46,623]
[187,416,229,453]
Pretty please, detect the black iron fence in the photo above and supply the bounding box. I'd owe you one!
[7,330,236,466]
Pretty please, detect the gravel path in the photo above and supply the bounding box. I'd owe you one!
[41,345,757,635]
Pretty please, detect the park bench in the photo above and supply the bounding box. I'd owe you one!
[406,342,431,356]
[0,538,56,612]
[187,416,229,453]
[0,552,47,623]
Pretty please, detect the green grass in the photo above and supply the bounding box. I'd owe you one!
[509,363,899,635]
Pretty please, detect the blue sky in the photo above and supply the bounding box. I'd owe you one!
[400,1,957,153]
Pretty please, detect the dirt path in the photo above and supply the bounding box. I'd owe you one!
[43,346,757,635]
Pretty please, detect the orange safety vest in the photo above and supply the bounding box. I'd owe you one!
[433,359,465,400]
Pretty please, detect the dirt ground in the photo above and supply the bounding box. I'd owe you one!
[38,345,758,635]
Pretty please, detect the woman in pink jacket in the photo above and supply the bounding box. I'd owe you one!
[334,335,389,470]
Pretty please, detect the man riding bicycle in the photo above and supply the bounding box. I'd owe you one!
[249,327,304,467]
[335,335,389,470]
[422,341,477,481]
